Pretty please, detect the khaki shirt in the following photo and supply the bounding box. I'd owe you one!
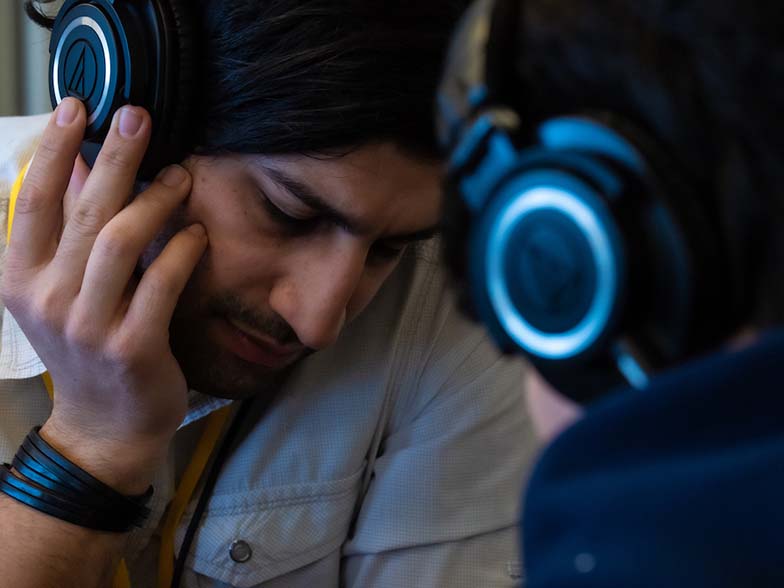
[0,114,535,587]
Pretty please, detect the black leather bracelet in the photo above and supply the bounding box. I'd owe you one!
[21,436,95,494]
[0,428,154,533]
[10,454,149,527]
[0,466,132,532]
[1,465,107,518]
[27,427,153,506]
[15,443,89,497]
[14,442,151,522]
[10,454,85,501]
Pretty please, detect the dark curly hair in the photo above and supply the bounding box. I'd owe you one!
[26,0,469,160]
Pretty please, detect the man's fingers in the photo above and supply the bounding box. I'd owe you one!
[73,165,193,326]
[6,98,85,270]
[62,154,91,228]
[124,224,208,340]
[53,105,152,291]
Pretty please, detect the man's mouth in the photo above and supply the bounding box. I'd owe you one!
[216,318,303,369]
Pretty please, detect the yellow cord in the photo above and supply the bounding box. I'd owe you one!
[7,161,29,243]
[157,406,232,588]
[11,165,230,588]
[40,372,54,399]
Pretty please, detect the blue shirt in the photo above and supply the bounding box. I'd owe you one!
[524,330,784,587]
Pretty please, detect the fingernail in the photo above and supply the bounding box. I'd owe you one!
[118,106,143,138]
[56,99,79,127]
[158,165,188,187]
[187,223,206,237]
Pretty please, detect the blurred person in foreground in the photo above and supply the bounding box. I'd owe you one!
[439,0,784,585]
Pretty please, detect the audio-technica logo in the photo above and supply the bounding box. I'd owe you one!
[64,40,97,101]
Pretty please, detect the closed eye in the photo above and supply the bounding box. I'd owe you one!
[259,190,319,233]
[257,188,432,264]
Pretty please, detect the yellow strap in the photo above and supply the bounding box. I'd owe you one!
[113,561,132,588]
[157,405,232,588]
[8,161,29,243]
[41,372,54,400]
[13,166,229,588]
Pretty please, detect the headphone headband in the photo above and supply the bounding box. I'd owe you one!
[437,0,521,151]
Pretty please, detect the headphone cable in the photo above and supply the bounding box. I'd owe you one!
[170,395,256,588]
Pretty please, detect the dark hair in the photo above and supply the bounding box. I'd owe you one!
[512,0,784,327]
[26,0,469,160]
[444,0,784,327]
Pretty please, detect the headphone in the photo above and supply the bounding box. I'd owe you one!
[437,0,744,403]
[48,0,195,180]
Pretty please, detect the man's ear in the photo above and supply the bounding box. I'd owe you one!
[525,366,583,443]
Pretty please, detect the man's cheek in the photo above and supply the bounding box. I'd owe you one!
[525,367,583,443]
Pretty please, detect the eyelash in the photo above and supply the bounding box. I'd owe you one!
[260,192,407,262]
[260,193,317,233]
[370,242,407,261]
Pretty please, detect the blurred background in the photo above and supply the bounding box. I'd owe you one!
[0,2,53,116]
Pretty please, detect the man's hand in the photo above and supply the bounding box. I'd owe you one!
[0,98,208,492]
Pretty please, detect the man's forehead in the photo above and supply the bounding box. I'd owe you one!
[244,146,443,238]
[249,143,440,190]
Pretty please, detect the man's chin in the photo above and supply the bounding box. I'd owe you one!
[175,342,300,400]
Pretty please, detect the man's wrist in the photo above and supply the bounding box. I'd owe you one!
[39,419,168,495]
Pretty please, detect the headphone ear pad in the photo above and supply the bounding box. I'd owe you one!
[49,0,197,179]
[468,151,630,364]
[139,0,197,178]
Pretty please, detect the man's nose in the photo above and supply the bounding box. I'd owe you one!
[269,242,366,351]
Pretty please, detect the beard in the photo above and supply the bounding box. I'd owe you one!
[139,205,306,400]
[168,293,305,400]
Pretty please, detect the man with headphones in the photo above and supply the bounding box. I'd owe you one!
[0,1,534,587]
[440,0,784,585]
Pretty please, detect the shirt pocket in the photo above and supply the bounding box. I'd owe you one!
[175,466,364,588]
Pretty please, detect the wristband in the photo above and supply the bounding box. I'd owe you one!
[27,427,153,506]
[0,466,133,532]
[11,451,149,527]
[0,428,154,533]
[18,436,151,525]
[11,452,85,501]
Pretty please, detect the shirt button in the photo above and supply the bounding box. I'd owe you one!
[229,540,253,563]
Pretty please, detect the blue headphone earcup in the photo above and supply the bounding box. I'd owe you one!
[49,0,195,180]
[49,0,132,144]
[461,116,736,401]
[468,148,629,363]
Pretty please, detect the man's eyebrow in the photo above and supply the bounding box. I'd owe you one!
[263,165,369,234]
[261,164,442,242]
